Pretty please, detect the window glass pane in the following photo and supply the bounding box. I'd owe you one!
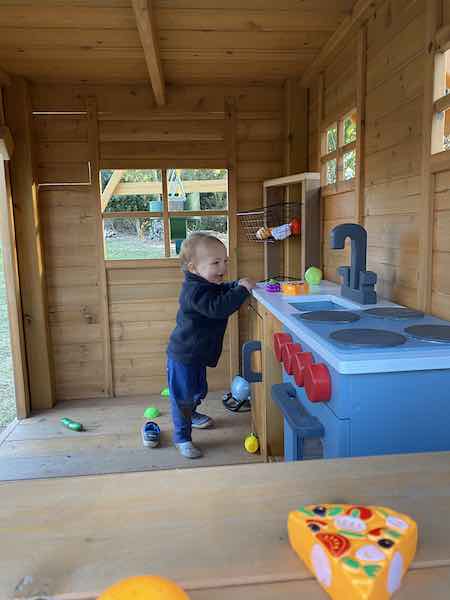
[444,110,450,151]
[170,216,228,256]
[100,169,163,213]
[166,168,228,211]
[326,125,337,153]
[326,159,337,185]
[343,150,356,180]
[104,217,164,259]
[343,114,357,144]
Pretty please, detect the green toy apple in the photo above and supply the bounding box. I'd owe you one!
[305,266,323,286]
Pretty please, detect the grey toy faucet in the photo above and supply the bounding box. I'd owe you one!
[330,223,377,304]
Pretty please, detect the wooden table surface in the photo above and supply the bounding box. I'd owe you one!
[2,452,450,599]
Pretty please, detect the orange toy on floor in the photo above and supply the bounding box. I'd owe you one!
[98,575,190,600]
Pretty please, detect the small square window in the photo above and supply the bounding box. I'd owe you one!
[170,215,228,257]
[326,125,337,153]
[343,114,357,145]
[343,150,356,180]
[103,217,165,260]
[326,159,337,185]
[167,169,228,212]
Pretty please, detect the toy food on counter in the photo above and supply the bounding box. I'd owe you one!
[305,266,323,286]
[266,279,281,292]
[255,218,301,241]
[288,503,418,600]
[98,575,190,600]
[281,281,309,295]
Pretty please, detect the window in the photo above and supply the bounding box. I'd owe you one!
[432,48,450,153]
[100,169,228,260]
[321,109,357,185]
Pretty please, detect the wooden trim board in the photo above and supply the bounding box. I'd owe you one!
[355,26,367,225]
[87,97,113,397]
[418,0,442,311]
[0,161,30,419]
[263,173,319,188]
[5,77,54,413]
[225,97,239,382]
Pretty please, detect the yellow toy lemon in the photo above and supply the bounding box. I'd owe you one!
[244,433,259,453]
[98,575,190,600]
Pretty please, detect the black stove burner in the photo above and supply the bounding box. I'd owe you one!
[329,328,407,348]
[299,310,360,323]
[363,307,425,320]
[404,325,450,343]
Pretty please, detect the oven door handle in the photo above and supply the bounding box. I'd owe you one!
[272,382,324,440]
[242,340,262,383]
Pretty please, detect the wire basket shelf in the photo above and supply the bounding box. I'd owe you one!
[236,201,301,242]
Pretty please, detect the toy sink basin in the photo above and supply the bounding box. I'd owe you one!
[289,298,357,312]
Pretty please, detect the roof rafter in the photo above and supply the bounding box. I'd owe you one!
[300,0,376,86]
[131,0,166,107]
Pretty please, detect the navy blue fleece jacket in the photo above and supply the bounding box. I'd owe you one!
[167,271,250,367]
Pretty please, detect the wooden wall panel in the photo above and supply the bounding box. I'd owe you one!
[320,36,357,282]
[364,0,425,309]
[40,187,105,401]
[308,0,426,307]
[32,83,283,400]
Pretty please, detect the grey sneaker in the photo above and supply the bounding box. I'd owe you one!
[191,411,214,429]
[175,441,203,459]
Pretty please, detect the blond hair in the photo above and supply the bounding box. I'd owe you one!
[179,232,224,271]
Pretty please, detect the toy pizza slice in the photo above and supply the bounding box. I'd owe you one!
[288,504,417,599]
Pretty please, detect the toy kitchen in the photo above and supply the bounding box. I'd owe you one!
[249,223,450,462]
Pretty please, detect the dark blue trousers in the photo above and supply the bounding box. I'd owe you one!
[167,357,208,443]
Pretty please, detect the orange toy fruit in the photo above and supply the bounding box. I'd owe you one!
[98,575,190,600]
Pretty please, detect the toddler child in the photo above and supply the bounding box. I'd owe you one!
[167,232,255,459]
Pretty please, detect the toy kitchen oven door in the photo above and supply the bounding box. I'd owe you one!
[271,314,450,462]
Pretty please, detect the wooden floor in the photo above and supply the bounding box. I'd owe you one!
[0,392,262,481]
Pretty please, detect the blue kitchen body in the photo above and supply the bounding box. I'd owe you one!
[270,298,450,460]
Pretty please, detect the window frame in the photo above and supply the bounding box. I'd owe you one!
[432,47,450,154]
[320,109,357,187]
[100,168,229,262]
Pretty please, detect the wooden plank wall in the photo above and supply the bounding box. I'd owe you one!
[322,36,357,282]
[432,2,450,320]
[309,0,425,309]
[30,83,284,400]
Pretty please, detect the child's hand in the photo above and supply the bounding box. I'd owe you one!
[239,277,256,291]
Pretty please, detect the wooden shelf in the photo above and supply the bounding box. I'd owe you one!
[262,171,321,280]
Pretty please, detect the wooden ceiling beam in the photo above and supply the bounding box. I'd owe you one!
[0,69,12,87]
[300,0,376,86]
[131,0,166,107]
